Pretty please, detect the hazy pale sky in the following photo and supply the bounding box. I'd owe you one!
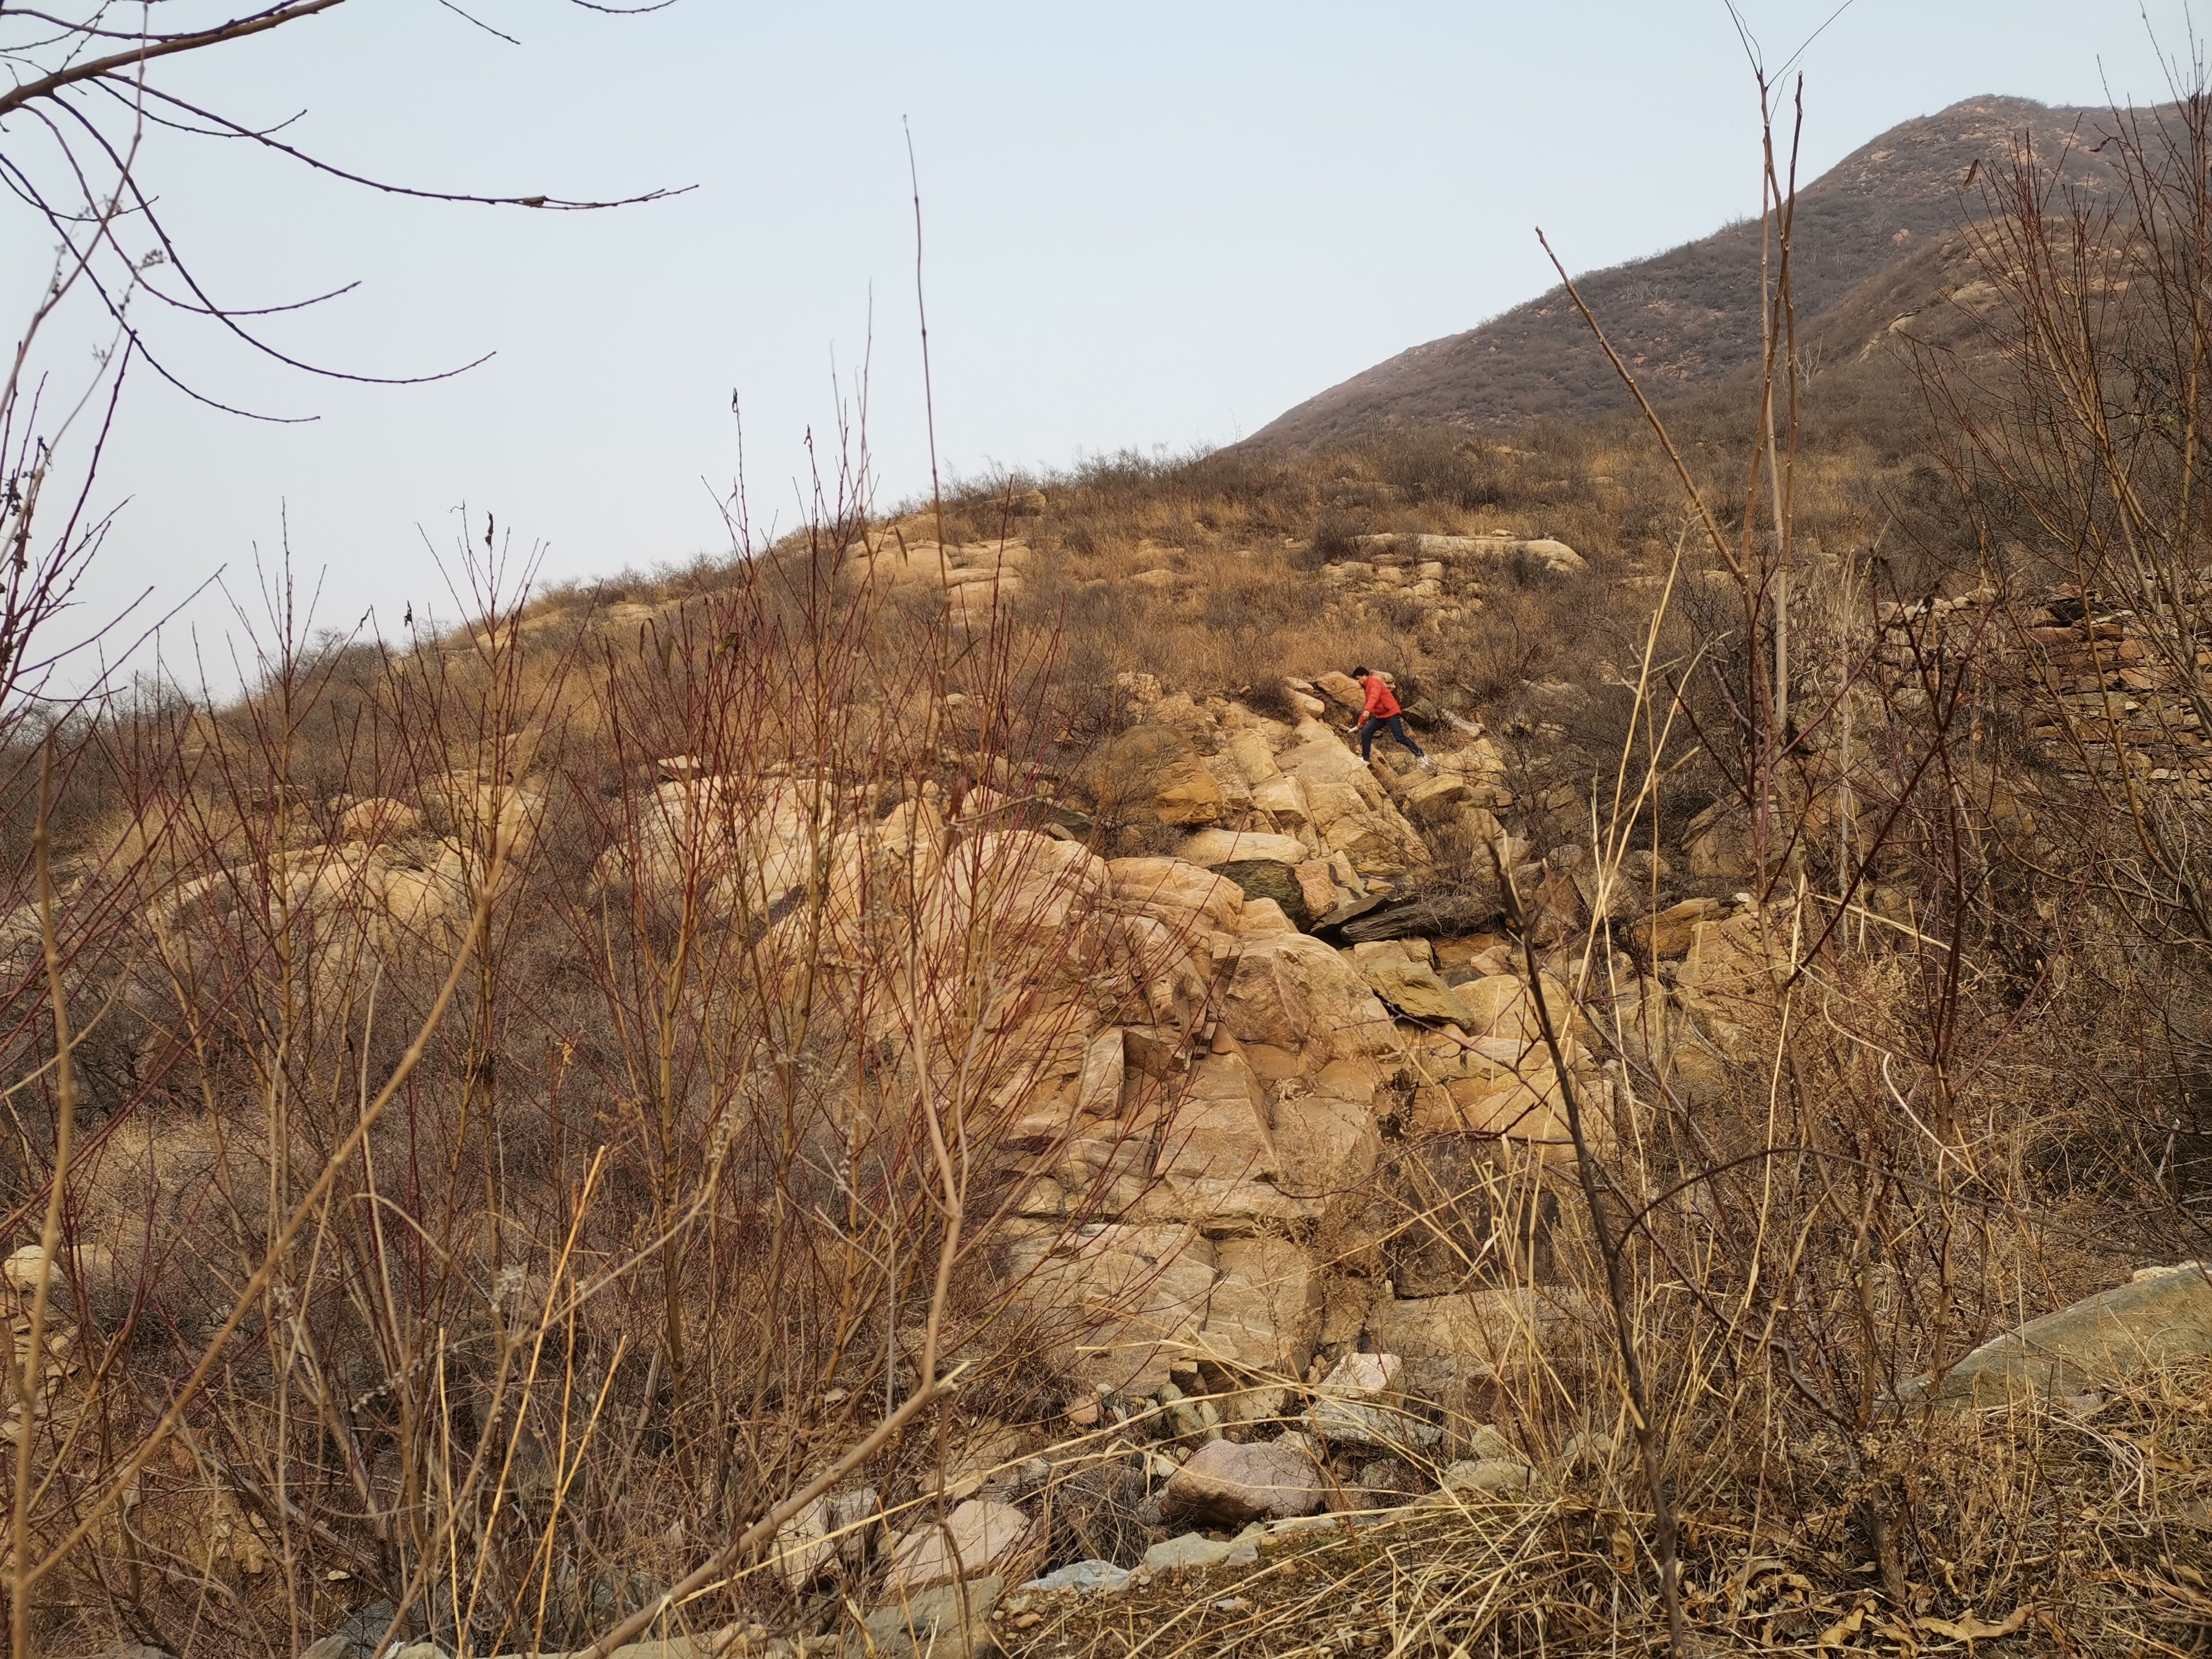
[2,0,2195,677]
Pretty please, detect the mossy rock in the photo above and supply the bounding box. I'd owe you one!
[1217,859,1311,925]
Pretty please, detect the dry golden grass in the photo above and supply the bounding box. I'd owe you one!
[1001,1363,2212,1657]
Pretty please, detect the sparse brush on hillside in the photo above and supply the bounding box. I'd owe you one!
[5,30,2212,1659]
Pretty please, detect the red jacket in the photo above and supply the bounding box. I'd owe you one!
[1359,676,1401,718]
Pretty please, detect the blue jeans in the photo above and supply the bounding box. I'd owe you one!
[1357,714,1423,760]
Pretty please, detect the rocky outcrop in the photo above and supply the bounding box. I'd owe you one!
[1349,533,1588,576]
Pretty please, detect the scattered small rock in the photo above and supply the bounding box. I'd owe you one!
[1437,1458,1539,1497]
[1307,1353,1441,1451]
[1021,1558,1132,1594]
[1559,1430,1616,1474]
[1140,1526,1262,1576]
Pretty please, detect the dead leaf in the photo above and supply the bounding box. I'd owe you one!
[1918,1608,2027,1641]
[1819,1604,1868,1647]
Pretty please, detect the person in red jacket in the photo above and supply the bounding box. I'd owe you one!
[1349,667,1431,766]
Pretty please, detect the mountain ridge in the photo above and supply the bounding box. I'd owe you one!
[1245,95,2128,447]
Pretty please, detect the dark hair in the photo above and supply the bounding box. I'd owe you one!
[1351,665,1370,678]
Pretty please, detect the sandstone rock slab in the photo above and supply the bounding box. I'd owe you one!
[885,1500,1040,1595]
[1140,1527,1262,1575]
[861,1573,1004,1659]
[1349,946,1475,1025]
[1180,830,1311,868]
[1907,1262,2212,1407]
[1200,1236,1322,1376]
[1161,1437,1324,1524]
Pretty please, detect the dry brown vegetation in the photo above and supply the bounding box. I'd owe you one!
[3,25,2211,1659]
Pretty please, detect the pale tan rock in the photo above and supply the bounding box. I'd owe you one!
[999,1223,1215,1395]
[1454,973,1577,1044]
[770,1487,880,1588]
[1251,772,1314,830]
[1091,726,1225,825]
[1223,727,1284,786]
[1077,1027,1125,1118]
[1436,1458,1538,1496]
[1148,1053,1293,1225]
[1221,931,1400,1061]
[1237,898,1296,935]
[1313,671,1365,710]
[1286,688,1328,718]
[1179,829,1312,868]
[1274,734,1431,880]
[1462,1423,1519,1464]
[1442,1073,1574,1161]
[1107,857,1245,935]
[955,783,1014,825]
[1370,1288,1572,1379]
[1907,1262,2212,1407]
[1352,533,1586,576]
[1292,860,1340,920]
[1162,1437,1323,1524]
[1272,1062,1381,1215]
[1674,910,1781,1053]
[924,1426,1030,1501]
[1349,945,1475,1025]
[1632,898,1721,959]
[1681,798,1757,879]
[1398,771,1470,821]
[1308,1351,1440,1449]
[336,797,420,842]
[1320,1351,1399,1397]
[885,1499,1040,1594]
[1201,1237,1323,1376]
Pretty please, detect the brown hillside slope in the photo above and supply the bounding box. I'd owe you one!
[1246,96,2123,447]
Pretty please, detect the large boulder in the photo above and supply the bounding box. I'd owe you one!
[1091,726,1225,826]
[1217,859,1314,925]
[1632,897,1721,960]
[1273,734,1432,882]
[1681,797,1757,879]
[1272,1061,1384,1219]
[1161,1438,1324,1525]
[1000,1224,1215,1395]
[1106,857,1245,936]
[1221,931,1401,1063]
[1454,972,1577,1045]
[1179,829,1311,868]
[1397,770,1472,823]
[1349,942,1475,1025]
[335,797,421,843]
[1673,910,1780,1053]
[1198,1236,1323,1376]
[1313,671,1365,711]
[1905,1262,2212,1407]
[1147,1052,1296,1226]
